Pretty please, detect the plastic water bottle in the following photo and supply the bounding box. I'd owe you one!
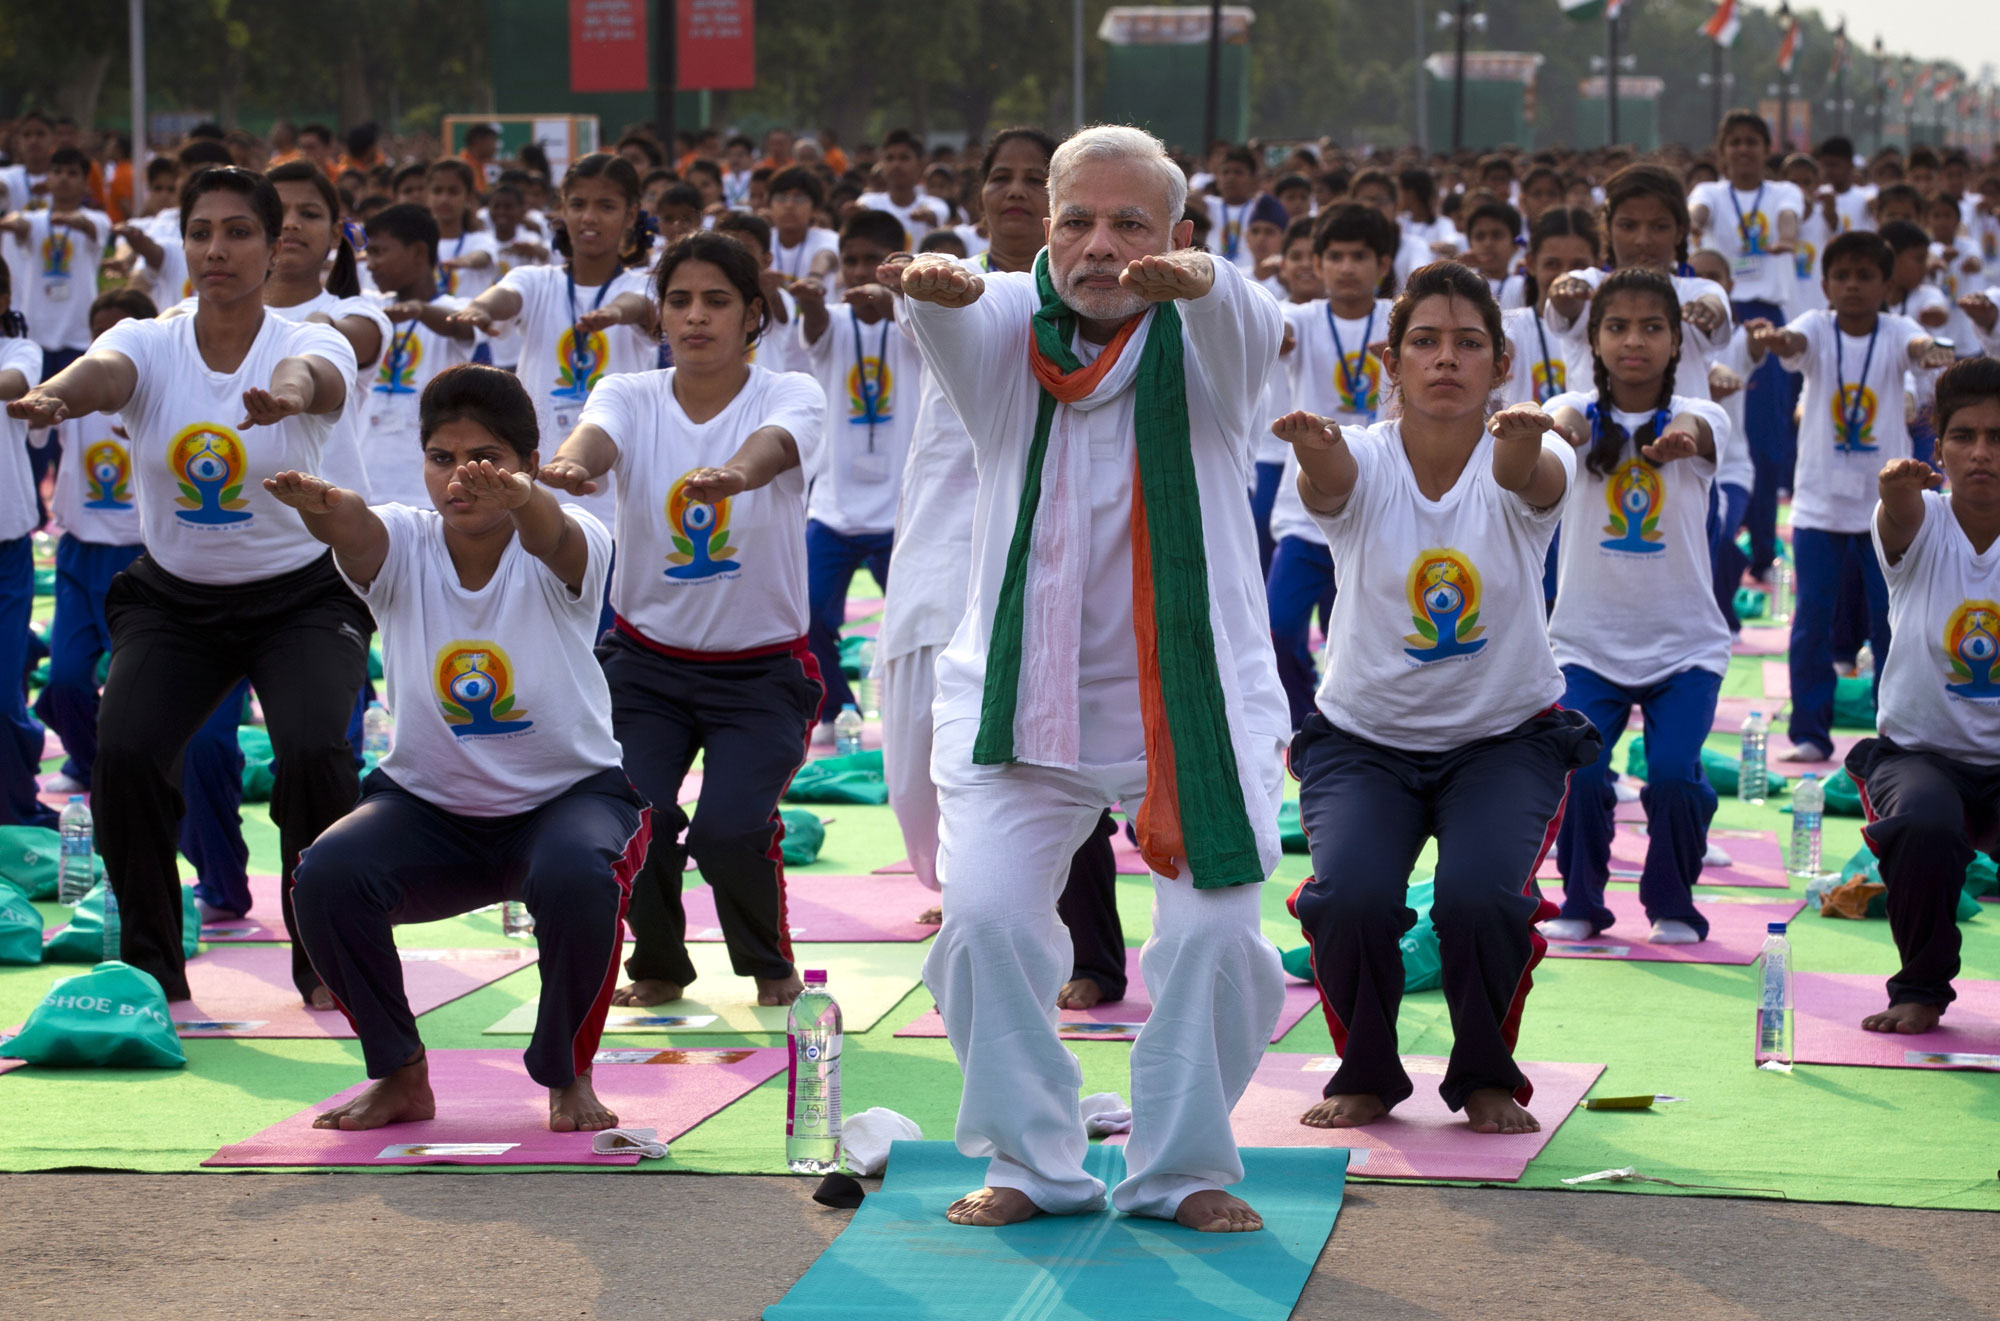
[1804,872,1841,914]
[1739,710,1770,807]
[101,880,121,963]
[853,638,878,720]
[362,701,394,759]
[786,969,843,1173]
[1769,558,1794,625]
[1855,642,1875,678]
[58,796,95,906]
[502,900,534,939]
[1789,773,1826,881]
[1754,922,1793,1071]
[833,704,863,758]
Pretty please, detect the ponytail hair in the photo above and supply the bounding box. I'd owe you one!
[1582,267,1681,478]
[1520,206,1600,310]
[1601,163,1692,270]
[0,259,24,339]
[266,159,359,297]
[555,153,649,269]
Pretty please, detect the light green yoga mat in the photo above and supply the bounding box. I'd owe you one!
[763,1141,1348,1321]
[483,941,928,1036]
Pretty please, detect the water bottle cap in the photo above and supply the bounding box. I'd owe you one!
[67,795,83,804]
[1801,772,1818,781]
[803,969,827,984]
[840,703,858,714]
[1749,710,1763,718]
[1767,922,1787,934]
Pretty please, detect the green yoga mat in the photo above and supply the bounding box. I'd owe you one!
[483,940,928,1036]
[764,1141,1348,1321]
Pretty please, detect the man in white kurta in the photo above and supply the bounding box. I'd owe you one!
[899,126,1291,1232]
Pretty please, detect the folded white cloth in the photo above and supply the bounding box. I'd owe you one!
[591,1127,669,1159]
[842,1107,923,1175]
[1081,1091,1132,1137]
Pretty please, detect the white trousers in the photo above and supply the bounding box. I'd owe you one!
[880,647,942,893]
[922,716,1284,1219]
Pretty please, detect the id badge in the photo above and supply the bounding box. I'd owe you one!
[552,402,580,432]
[43,278,71,303]
[851,449,890,483]
[1731,255,1757,278]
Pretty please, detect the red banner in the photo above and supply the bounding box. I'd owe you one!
[571,0,650,94]
[678,0,756,91]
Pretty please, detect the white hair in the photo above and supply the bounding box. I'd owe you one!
[1048,125,1188,228]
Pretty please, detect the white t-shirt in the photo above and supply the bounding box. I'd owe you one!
[1873,491,2000,765]
[51,409,142,547]
[799,305,923,534]
[1309,421,1574,752]
[1779,310,1924,534]
[856,190,938,249]
[362,294,474,508]
[1824,185,1874,234]
[580,366,826,653]
[6,210,111,350]
[93,311,356,584]
[262,291,391,505]
[1790,208,1831,315]
[1690,179,1806,308]
[1502,304,1591,410]
[1275,298,1392,546]
[772,228,840,284]
[344,502,625,814]
[1543,266,1733,401]
[1711,327,1757,493]
[497,263,657,523]
[1402,216,1462,255]
[1202,196,1261,271]
[0,337,43,542]
[1393,230,1438,291]
[1546,391,1733,686]
[437,228,501,303]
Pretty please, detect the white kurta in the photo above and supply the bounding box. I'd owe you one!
[901,254,1288,1220]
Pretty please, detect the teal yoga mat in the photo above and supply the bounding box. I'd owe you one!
[764,1140,1348,1321]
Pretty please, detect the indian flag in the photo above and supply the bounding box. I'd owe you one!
[1559,0,1621,21]
[1699,0,1741,48]
[1776,17,1802,74]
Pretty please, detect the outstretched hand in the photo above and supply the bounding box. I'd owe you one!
[574,307,624,335]
[1744,319,1788,352]
[900,255,984,307]
[678,465,747,506]
[1486,403,1555,446]
[1271,410,1343,453]
[1878,457,1943,496]
[1119,251,1214,303]
[241,384,307,429]
[536,458,599,497]
[1962,292,1998,333]
[1641,428,1701,463]
[5,389,68,428]
[1685,298,1728,335]
[449,459,534,511]
[263,470,343,514]
[447,305,496,334]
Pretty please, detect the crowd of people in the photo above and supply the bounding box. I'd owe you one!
[1,105,1997,1230]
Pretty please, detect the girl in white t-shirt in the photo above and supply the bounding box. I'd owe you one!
[542,231,824,1013]
[1538,270,1733,946]
[1274,262,1598,1140]
[274,362,645,1136]
[0,262,53,832]
[427,159,500,303]
[1845,360,2000,1036]
[6,167,371,1006]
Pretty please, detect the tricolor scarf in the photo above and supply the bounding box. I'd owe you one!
[973,251,1261,889]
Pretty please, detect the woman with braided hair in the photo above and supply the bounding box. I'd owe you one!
[1539,268,1730,945]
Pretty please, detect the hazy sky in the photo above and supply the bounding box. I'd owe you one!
[1783,0,1999,75]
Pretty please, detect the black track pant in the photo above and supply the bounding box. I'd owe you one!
[1287,709,1598,1112]
[1060,811,1127,1000]
[295,768,650,1085]
[96,553,371,1001]
[600,627,822,987]
[1848,737,2000,1010]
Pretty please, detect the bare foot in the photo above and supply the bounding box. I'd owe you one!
[1776,744,1832,764]
[1056,977,1103,1010]
[549,1070,619,1132]
[916,906,942,925]
[1300,1093,1388,1128]
[611,979,683,1007]
[305,985,337,1011]
[1174,1189,1264,1233]
[946,1186,1043,1226]
[758,972,805,1006]
[313,1051,435,1130]
[1463,1087,1540,1134]
[1861,1001,1943,1034]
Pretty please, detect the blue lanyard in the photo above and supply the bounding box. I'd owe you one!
[438,233,465,290]
[1728,184,1766,255]
[1587,401,1672,448]
[565,265,614,376]
[385,318,419,389]
[850,312,890,446]
[1835,320,1880,450]
[1325,303,1376,420]
[1219,200,1244,259]
[1531,310,1558,403]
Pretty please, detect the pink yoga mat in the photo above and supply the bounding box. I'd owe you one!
[1762,661,1791,700]
[1536,824,1791,889]
[681,873,938,943]
[1712,695,1779,734]
[1770,732,1864,771]
[202,1046,785,1167]
[844,618,880,640]
[895,947,1322,1042]
[0,1058,26,1076]
[193,875,287,942]
[1793,972,2000,1069]
[1539,889,1804,964]
[876,837,1152,879]
[843,597,883,623]
[172,944,538,1038]
[1110,1053,1603,1182]
[1732,626,1791,657]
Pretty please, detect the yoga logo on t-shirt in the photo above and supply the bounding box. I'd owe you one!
[1402,549,1488,664]
[1333,351,1381,416]
[1793,239,1817,282]
[82,439,133,510]
[1831,384,1879,453]
[1531,360,1565,404]
[375,334,422,394]
[553,325,607,399]
[39,231,70,278]
[1738,212,1771,256]
[663,473,739,581]
[847,356,893,424]
[1600,458,1666,555]
[436,642,534,737]
[168,423,252,525]
[1943,600,2000,700]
